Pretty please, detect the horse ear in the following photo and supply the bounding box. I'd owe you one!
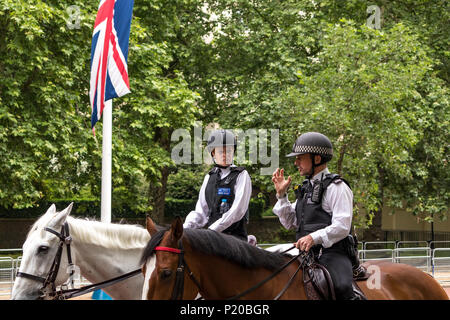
[51,202,73,227]
[45,204,57,216]
[170,216,183,242]
[63,202,74,215]
[146,217,158,236]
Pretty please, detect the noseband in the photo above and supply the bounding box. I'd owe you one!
[16,222,75,299]
[154,241,202,300]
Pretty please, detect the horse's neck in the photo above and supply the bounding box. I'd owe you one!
[73,241,141,282]
[66,218,145,299]
[189,252,306,300]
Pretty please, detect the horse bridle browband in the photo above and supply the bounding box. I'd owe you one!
[16,222,142,300]
[153,242,308,300]
[16,222,75,299]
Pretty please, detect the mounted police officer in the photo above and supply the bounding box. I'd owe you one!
[272,132,359,300]
[183,129,252,242]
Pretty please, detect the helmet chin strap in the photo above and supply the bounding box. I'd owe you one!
[307,154,318,180]
[211,153,231,169]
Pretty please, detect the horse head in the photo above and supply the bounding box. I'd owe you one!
[11,203,74,300]
[141,216,199,300]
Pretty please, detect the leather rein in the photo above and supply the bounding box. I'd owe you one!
[153,242,310,300]
[16,222,141,300]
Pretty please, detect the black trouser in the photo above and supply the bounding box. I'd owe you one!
[312,242,354,300]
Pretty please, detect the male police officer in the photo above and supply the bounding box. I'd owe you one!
[183,129,252,241]
[272,132,358,300]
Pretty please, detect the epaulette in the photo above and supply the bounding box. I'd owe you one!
[325,174,351,189]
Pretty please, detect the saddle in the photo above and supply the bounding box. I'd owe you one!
[302,260,336,300]
[302,256,369,300]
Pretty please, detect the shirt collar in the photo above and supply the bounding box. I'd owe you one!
[217,164,235,177]
[311,167,329,182]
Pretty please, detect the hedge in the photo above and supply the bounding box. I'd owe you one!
[0,198,266,220]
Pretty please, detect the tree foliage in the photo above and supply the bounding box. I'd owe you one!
[0,0,199,212]
[165,0,449,230]
[0,0,447,232]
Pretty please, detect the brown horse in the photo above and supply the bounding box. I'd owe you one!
[140,217,448,300]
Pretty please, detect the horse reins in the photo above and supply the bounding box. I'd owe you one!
[153,243,309,300]
[226,246,305,300]
[16,222,141,300]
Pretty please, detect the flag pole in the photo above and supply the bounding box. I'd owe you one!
[101,99,112,224]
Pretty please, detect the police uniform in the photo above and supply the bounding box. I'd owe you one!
[183,164,252,241]
[274,168,354,299]
[274,132,356,300]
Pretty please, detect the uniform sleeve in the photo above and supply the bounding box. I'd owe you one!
[272,195,298,230]
[208,170,252,232]
[183,174,211,229]
[309,181,353,248]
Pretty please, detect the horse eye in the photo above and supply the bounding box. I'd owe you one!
[160,269,172,279]
[38,245,49,254]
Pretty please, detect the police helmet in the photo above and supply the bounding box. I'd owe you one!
[206,129,237,154]
[286,132,333,164]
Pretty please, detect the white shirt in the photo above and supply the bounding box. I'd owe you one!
[183,165,252,233]
[272,168,353,248]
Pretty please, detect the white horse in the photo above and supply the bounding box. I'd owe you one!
[11,203,154,300]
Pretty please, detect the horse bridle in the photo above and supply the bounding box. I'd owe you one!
[16,222,75,299]
[153,241,309,300]
[154,241,202,300]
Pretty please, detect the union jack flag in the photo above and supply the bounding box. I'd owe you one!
[89,0,134,130]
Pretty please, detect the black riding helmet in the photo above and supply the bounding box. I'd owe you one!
[286,132,333,177]
[206,129,237,168]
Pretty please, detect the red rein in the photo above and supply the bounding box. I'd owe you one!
[154,246,181,254]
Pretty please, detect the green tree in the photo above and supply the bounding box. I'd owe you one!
[168,0,449,236]
[0,0,200,222]
[284,21,448,239]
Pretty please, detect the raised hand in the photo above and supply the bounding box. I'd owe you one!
[272,168,292,197]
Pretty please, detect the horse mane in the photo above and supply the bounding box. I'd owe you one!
[28,212,150,250]
[140,228,290,271]
[67,217,150,250]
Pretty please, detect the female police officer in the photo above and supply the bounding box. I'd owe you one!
[183,129,252,241]
[272,132,359,300]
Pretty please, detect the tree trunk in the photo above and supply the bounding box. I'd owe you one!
[148,127,172,224]
[148,166,170,224]
[365,164,385,241]
[336,142,346,176]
